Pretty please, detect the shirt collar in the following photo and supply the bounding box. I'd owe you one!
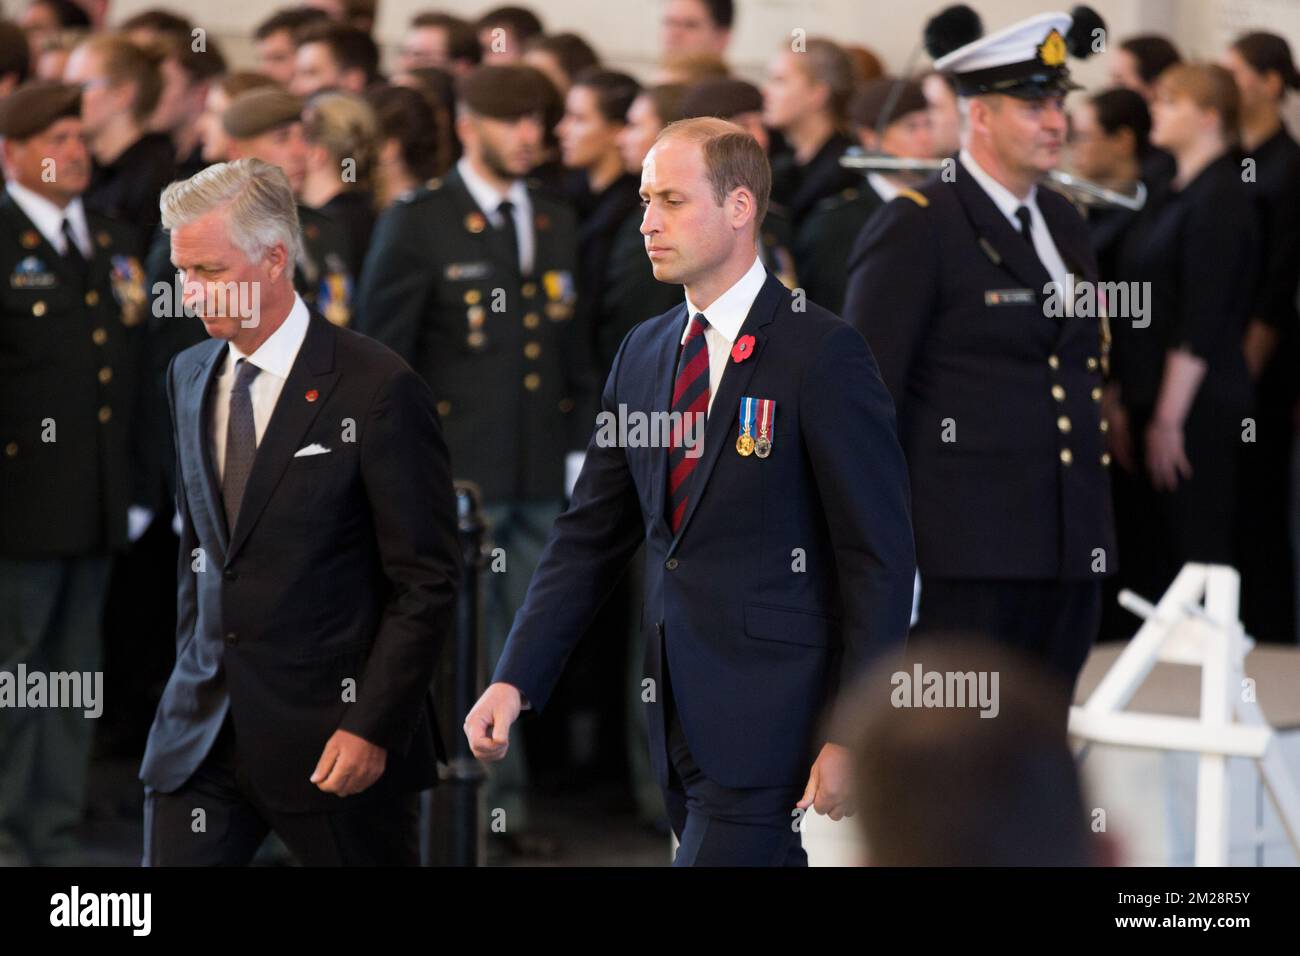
[867,172,902,203]
[959,147,1038,226]
[227,292,310,380]
[682,254,767,345]
[5,180,88,251]
[457,156,528,217]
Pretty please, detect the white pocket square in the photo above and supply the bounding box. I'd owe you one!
[293,443,331,458]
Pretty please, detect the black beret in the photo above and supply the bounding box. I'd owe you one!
[455,65,553,119]
[678,78,763,121]
[0,81,81,140]
[849,78,929,131]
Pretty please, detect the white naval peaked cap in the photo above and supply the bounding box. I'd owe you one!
[933,11,1081,99]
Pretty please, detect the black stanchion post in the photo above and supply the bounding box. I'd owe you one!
[423,481,489,866]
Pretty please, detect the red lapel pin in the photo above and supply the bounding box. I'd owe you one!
[305,389,319,402]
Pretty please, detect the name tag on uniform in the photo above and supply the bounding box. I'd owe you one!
[445,261,491,280]
[985,289,1035,306]
[10,256,57,289]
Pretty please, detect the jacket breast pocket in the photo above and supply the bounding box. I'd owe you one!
[744,603,837,649]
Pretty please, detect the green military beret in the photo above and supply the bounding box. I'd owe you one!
[0,81,81,140]
[222,87,303,139]
[849,78,928,132]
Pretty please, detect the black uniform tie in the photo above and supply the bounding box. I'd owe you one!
[1014,205,1034,247]
[61,215,87,277]
[496,199,521,275]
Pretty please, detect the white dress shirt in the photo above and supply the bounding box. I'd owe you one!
[682,253,767,417]
[457,156,534,275]
[210,293,310,480]
[5,180,91,258]
[958,148,1070,298]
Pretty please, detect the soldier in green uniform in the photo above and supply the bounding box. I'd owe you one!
[0,82,149,864]
[355,64,586,845]
[222,87,355,328]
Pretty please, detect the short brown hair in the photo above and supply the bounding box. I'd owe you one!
[656,116,771,230]
[791,38,856,126]
[1157,62,1240,142]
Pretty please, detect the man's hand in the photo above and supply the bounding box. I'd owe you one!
[310,729,387,797]
[796,742,854,821]
[465,682,523,761]
[1146,418,1192,492]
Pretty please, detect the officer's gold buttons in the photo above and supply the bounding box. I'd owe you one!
[523,373,540,391]
[92,328,107,345]
[1086,356,1098,371]
[4,441,17,458]
[97,406,112,424]
[523,342,541,360]
[1101,452,1112,467]
[98,367,112,384]
[1099,419,1109,433]
[1059,448,1073,465]
[1057,416,1072,434]
[522,282,537,298]
[558,398,574,413]
[32,300,46,316]
[1051,385,1066,402]
[85,290,99,306]
[436,400,451,416]
[523,312,540,329]
[1048,354,1060,369]
[1091,386,1103,402]
[463,289,482,305]
[466,331,486,348]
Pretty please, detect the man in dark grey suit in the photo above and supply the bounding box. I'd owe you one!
[139,158,460,865]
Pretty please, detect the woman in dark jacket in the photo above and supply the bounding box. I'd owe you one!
[1108,63,1260,603]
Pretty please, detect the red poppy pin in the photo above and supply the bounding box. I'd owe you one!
[305,389,319,402]
[731,335,755,364]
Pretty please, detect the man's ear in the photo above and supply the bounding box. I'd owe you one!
[729,186,755,232]
[263,240,291,282]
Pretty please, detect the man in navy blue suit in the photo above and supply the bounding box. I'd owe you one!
[465,117,915,866]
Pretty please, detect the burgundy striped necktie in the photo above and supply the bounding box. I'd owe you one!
[667,312,710,533]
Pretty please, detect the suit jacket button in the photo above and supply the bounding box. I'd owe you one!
[1051,384,1065,402]
[224,632,238,645]
[1059,448,1073,466]
[92,328,107,345]
[85,290,99,306]
[4,441,17,458]
[1048,354,1060,369]
[665,558,678,570]
[97,405,112,424]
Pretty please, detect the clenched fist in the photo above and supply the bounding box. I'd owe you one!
[464,682,524,761]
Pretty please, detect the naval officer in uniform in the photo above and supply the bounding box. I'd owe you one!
[843,11,1116,693]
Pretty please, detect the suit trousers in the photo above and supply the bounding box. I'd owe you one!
[142,713,419,866]
[0,554,111,865]
[660,647,807,867]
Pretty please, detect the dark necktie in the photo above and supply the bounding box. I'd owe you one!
[667,313,710,534]
[497,199,521,275]
[222,358,261,534]
[61,216,87,276]
[1014,205,1035,247]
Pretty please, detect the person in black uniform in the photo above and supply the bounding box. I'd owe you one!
[0,81,149,864]
[222,87,355,327]
[796,77,937,314]
[604,83,687,376]
[301,91,379,283]
[150,32,226,182]
[64,34,176,258]
[355,64,584,845]
[761,37,859,232]
[679,77,798,289]
[557,68,642,383]
[1067,87,1152,281]
[1223,33,1300,645]
[1108,63,1260,618]
[843,12,1116,695]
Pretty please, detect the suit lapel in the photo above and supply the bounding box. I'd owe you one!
[1039,194,1097,346]
[647,303,688,540]
[954,164,1052,295]
[184,341,229,554]
[226,313,341,562]
[667,272,784,555]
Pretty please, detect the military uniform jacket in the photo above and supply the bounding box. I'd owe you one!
[793,180,886,315]
[355,169,586,502]
[842,163,1116,581]
[297,204,355,330]
[0,192,149,557]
